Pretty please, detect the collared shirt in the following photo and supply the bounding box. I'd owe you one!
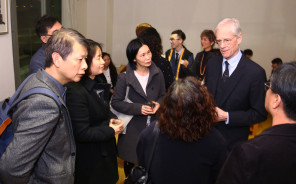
[222,49,242,77]
[42,69,67,102]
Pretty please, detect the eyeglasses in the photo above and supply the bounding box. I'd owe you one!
[215,37,236,46]
[169,38,180,41]
[264,82,271,91]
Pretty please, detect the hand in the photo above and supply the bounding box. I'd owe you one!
[109,119,124,135]
[110,89,114,94]
[215,107,228,122]
[182,59,189,68]
[141,101,160,115]
[151,101,160,114]
[141,105,153,115]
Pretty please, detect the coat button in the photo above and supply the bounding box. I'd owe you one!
[71,153,76,156]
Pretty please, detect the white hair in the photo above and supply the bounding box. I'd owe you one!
[215,18,242,37]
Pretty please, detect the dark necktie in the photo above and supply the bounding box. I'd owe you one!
[222,61,229,82]
[175,53,179,67]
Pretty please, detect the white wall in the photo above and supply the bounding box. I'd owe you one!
[0,0,15,100]
[110,0,296,76]
[62,0,296,76]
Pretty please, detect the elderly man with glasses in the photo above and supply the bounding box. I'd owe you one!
[217,62,296,184]
[205,18,267,151]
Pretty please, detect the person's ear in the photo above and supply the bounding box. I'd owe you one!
[237,33,242,45]
[52,52,62,67]
[40,36,48,43]
[272,94,281,109]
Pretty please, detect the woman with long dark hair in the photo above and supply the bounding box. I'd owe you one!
[137,76,228,184]
[138,27,174,90]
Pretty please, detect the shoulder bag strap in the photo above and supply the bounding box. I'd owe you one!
[145,121,159,172]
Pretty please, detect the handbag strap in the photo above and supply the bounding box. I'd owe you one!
[145,120,159,172]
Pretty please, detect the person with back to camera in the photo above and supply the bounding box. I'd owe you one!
[137,76,228,184]
[66,39,124,184]
[191,29,221,83]
[95,52,118,95]
[138,27,174,90]
[111,38,166,176]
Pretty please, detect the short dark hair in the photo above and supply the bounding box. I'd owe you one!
[200,29,216,44]
[126,38,145,70]
[84,39,103,77]
[158,76,217,142]
[171,29,186,41]
[271,58,283,65]
[35,15,60,37]
[243,49,253,56]
[270,62,296,121]
[45,28,87,68]
[138,27,163,65]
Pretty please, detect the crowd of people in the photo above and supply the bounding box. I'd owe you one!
[0,15,295,184]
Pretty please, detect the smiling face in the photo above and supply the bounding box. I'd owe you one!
[89,47,105,79]
[216,23,242,60]
[134,44,152,70]
[201,36,214,51]
[58,41,88,84]
[170,34,182,50]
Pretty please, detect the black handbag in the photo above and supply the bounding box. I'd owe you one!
[124,121,159,184]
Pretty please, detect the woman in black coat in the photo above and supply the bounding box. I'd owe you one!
[111,38,166,176]
[191,29,221,83]
[137,77,228,184]
[66,39,124,184]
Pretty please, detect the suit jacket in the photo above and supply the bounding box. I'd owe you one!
[0,70,76,184]
[137,121,228,184]
[165,47,194,79]
[111,62,166,163]
[216,124,296,184]
[206,54,267,150]
[29,44,45,74]
[66,77,118,184]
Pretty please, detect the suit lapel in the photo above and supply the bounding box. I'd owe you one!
[207,56,223,99]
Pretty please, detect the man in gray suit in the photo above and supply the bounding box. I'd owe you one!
[0,28,88,184]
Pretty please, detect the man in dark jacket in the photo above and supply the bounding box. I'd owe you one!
[165,29,194,80]
[217,62,296,184]
[206,18,267,150]
[29,15,62,74]
[0,28,88,184]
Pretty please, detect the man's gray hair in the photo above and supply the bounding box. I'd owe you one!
[215,18,242,37]
[45,28,87,67]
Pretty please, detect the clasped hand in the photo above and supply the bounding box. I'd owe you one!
[109,119,124,135]
[141,101,160,115]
